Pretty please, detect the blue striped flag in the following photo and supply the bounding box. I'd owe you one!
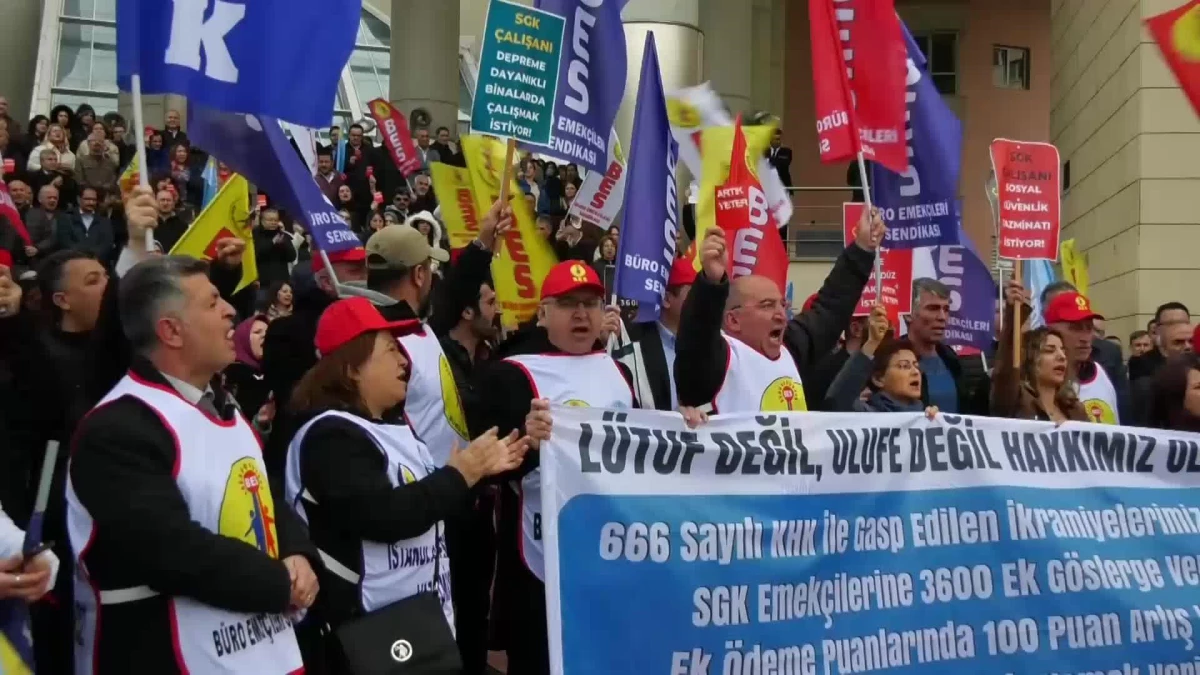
[200,156,220,209]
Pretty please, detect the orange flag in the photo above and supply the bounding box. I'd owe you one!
[1146,0,1200,116]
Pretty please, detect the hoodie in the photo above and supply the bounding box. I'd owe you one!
[403,210,446,252]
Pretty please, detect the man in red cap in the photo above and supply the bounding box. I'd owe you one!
[1042,290,1123,424]
[610,253,696,411]
[474,259,636,675]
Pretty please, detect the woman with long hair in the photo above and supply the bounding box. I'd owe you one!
[991,284,1088,423]
[1146,352,1200,432]
[285,298,528,671]
[168,142,202,209]
[263,281,294,320]
[28,123,76,171]
[26,115,49,144]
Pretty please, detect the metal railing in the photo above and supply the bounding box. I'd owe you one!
[781,186,858,261]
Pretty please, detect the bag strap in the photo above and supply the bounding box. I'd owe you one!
[431,520,442,596]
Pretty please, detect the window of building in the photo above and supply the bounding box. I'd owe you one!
[993,46,1031,90]
[911,31,958,95]
[53,0,119,115]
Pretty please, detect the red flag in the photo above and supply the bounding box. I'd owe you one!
[367,98,422,176]
[0,180,31,246]
[842,202,913,317]
[1146,0,1200,116]
[822,0,908,174]
[714,117,789,291]
[808,0,860,164]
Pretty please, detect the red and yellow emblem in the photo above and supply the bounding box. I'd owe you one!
[570,263,589,283]
[218,457,279,559]
[760,376,808,412]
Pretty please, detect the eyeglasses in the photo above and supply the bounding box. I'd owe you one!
[548,296,603,311]
[730,299,788,312]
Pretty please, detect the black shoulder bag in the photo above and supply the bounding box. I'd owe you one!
[333,522,462,674]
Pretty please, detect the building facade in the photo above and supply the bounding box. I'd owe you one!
[0,0,1193,338]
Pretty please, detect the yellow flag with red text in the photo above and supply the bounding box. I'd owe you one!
[169,175,258,293]
[118,154,141,198]
[693,123,778,271]
[429,163,482,250]
[1059,239,1089,299]
[459,135,557,328]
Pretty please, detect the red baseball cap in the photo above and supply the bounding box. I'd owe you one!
[667,256,697,287]
[312,247,367,274]
[1043,291,1103,324]
[541,260,604,299]
[314,297,419,357]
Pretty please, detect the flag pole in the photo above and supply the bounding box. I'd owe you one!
[130,74,155,253]
[855,151,882,298]
[498,139,516,205]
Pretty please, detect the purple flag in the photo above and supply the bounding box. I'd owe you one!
[117,0,358,129]
[530,0,629,173]
[870,21,961,249]
[917,242,997,351]
[614,34,679,324]
[187,104,361,253]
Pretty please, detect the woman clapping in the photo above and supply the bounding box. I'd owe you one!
[284,297,530,673]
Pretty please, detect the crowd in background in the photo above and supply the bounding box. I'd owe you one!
[0,94,1199,675]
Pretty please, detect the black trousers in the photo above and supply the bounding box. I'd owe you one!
[446,491,497,675]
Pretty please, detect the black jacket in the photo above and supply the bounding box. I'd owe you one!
[57,211,115,259]
[675,244,874,409]
[918,342,989,415]
[70,357,317,675]
[252,226,297,287]
[261,284,334,478]
[289,406,469,628]
[611,321,673,411]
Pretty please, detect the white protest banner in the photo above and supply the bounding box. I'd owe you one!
[542,406,1200,675]
[567,130,625,230]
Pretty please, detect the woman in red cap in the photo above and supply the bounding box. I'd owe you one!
[283,297,530,673]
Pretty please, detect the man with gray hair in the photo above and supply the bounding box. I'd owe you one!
[67,186,319,673]
[905,277,987,414]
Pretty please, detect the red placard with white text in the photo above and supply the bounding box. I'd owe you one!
[843,202,913,317]
[989,138,1061,261]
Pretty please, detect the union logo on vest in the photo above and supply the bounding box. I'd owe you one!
[1085,399,1117,425]
[760,376,807,412]
[218,457,279,558]
[397,464,418,485]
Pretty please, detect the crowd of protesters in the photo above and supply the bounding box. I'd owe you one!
[0,95,1198,675]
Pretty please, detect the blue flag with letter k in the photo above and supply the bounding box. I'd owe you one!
[116,0,359,129]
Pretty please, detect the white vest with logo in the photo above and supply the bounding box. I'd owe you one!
[67,375,302,675]
[504,352,633,581]
[713,335,808,414]
[397,327,469,467]
[285,410,454,627]
[1077,362,1120,425]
